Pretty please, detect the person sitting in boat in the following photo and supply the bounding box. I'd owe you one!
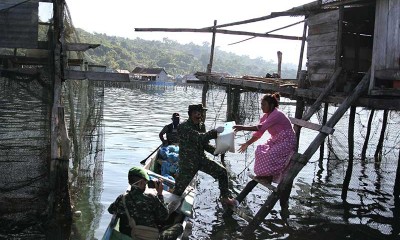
[173,104,237,207]
[159,112,180,146]
[108,166,183,240]
[233,92,296,211]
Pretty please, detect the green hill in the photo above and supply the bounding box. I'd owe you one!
[75,28,298,79]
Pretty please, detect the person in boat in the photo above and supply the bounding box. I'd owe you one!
[233,92,296,210]
[159,112,180,146]
[108,166,183,240]
[173,104,237,206]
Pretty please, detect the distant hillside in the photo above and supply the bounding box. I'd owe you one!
[75,28,298,79]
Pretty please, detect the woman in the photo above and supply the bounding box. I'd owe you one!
[233,93,296,209]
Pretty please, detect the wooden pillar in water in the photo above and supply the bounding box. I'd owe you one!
[342,106,356,201]
[201,20,217,112]
[375,110,388,162]
[319,102,329,162]
[361,109,375,161]
[294,71,307,151]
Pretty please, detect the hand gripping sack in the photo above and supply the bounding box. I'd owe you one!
[122,194,160,240]
[214,121,236,155]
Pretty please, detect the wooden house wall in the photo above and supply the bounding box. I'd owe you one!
[306,10,339,85]
[0,1,39,49]
[370,0,400,89]
[157,70,168,82]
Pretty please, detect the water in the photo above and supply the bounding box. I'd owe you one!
[73,84,399,240]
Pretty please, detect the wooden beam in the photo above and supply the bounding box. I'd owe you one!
[135,28,303,41]
[375,69,400,81]
[289,117,334,134]
[65,43,101,51]
[65,70,129,82]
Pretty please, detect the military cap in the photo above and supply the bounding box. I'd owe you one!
[128,166,149,181]
[188,104,207,112]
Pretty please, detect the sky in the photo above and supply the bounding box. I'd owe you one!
[41,0,315,65]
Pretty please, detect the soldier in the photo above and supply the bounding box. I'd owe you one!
[159,112,180,146]
[173,104,237,206]
[108,166,183,240]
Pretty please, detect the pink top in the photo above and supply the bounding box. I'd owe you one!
[253,108,293,139]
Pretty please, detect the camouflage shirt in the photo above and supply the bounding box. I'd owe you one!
[178,118,218,162]
[108,186,169,235]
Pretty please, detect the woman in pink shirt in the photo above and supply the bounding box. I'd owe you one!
[233,92,296,210]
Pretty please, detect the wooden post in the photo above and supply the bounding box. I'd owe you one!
[361,109,375,161]
[232,88,241,124]
[296,18,308,79]
[241,70,370,236]
[201,20,217,113]
[374,110,388,162]
[319,102,329,162]
[342,106,356,201]
[277,51,282,78]
[294,71,307,151]
[226,87,232,121]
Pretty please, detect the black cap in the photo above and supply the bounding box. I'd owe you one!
[172,113,180,118]
[188,104,207,113]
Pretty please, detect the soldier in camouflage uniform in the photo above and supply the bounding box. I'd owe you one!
[173,104,236,206]
[108,166,183,240]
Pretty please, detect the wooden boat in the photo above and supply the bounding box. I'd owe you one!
[101,145,196,240]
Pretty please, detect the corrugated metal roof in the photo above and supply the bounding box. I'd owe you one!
[131,67,166,75]
[0,0,39,49]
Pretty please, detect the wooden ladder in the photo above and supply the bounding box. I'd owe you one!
[226,69,371,236]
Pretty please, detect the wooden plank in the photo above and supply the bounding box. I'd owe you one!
[65,43,101,51]
[307,59,336,69]
[289,117,334,134]
[307,32,338,47]
[135,28,303,41]
[370,89,400,96]
[307,45,337,60]
[307,10,340,27]
[375,69,400,80]
[65,70,129,82]
[309,73,328,82]
[308,21,338,35]
[386,0,400,69]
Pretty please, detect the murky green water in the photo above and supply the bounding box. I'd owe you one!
[72,84,399,240]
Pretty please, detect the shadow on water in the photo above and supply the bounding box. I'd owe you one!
[65,84,399,240]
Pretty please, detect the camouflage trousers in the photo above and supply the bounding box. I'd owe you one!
[159,223,183,240]
[173,156,230,198]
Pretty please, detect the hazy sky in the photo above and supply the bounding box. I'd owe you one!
[43,0,315,64]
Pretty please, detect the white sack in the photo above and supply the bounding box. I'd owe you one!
[214,121,235,155]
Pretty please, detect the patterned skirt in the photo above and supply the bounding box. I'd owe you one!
[254,129,296,179]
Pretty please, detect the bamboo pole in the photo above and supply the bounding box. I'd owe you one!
[241,69,370,236]
[342,106,356,201]
[294,71,307,151]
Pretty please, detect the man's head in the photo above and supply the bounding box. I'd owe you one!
[172,113,180,125]
[128,166,149,186]
[188,104,207,124]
